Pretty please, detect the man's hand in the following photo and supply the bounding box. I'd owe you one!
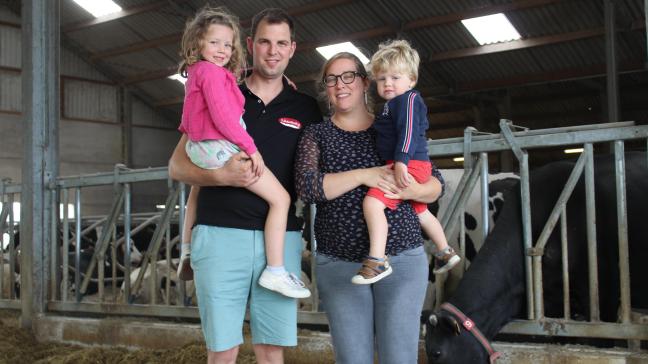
[394,161,410,188]
[220,152,259,187]
[169,135,259,187]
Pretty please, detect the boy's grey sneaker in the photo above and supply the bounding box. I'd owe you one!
[433,247,461,274]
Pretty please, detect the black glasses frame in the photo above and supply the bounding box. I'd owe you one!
[323,71,366,87]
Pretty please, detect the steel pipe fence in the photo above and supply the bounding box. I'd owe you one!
[1,121,647,337]
[432,120,648,341]
[0,178,20,309]
[0,165,326,324]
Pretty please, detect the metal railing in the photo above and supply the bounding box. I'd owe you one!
[2,120,648,340]
[0,164,326,322]
[0,178,20,309]
[431,120,648,341]
[48,166,198,318]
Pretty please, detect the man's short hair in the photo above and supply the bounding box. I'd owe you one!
[250,8,295,41]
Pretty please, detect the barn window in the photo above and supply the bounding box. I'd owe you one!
[0,202,75,224]
[72,0,122,18]
[564,148,584,154]
[168,74,187,85]
[316,42,370,64]
[461,13,521,45]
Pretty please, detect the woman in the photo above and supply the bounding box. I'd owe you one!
[294,52,444,364]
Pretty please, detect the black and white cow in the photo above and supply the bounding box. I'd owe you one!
[423,152,648,363]
[433,169,519,263]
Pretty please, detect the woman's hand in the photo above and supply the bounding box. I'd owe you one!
[382,174,419,200]
[361,165,394,189]
[382,174,443,203]
[394,161,410,188]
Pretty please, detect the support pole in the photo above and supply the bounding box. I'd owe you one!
[604,0,619,123]
[20,0,60,329]
[119,88,133,166]
[645,0,648,67]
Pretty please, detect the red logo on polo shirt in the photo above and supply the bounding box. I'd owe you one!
[278,117,302,129]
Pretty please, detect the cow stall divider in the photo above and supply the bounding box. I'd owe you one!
[2,121,647,343]
[428,120,648,343]
[0,178,20,309]
[0,163,328,324]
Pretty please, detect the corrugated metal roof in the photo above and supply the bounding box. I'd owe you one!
[3,0,647,131]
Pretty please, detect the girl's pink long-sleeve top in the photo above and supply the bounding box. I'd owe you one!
[178,61,257,156]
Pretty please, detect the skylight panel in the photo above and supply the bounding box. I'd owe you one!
[72,0,122,18]
[461,13,521,45]
[169,74,186,85]
[564,148,584,154]
[316,42,370,64]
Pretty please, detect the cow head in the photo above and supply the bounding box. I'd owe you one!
[422,309,489,364]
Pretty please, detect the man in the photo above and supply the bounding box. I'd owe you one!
[169,8,321,364]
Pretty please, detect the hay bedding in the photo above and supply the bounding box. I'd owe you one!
[0,317,332,363]
[0,319,215,364]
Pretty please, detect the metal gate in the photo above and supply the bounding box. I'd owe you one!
[2,121,648,341]
[430,120,648,341]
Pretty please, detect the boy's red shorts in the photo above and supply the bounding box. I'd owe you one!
[365,159,431,214]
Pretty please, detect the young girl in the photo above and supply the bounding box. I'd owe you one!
[351,40,460,284]
[176,6,310,299]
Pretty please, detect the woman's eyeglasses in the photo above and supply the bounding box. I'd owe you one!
[323,71,366,87]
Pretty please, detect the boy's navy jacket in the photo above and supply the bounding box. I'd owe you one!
[374,89,430,165]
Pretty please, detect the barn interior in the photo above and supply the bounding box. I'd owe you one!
[1,0,647,362]
[2,0,647,184]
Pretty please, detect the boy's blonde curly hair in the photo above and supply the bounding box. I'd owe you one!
[370,39,419,84]
[178,6,245,81]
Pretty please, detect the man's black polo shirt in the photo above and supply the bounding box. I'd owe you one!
[195,77,322,231]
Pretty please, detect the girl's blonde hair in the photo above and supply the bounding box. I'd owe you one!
[317,52,374,114]
[370,39,419,84]
[178,6,245,81]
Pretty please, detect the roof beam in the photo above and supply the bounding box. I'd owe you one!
[155,96,184,107]
[90,0,354,61]
[290,24,645,83]
[63,1,185,33]
[121,66,177,85]
[450,60,646,94]
[128,0,564,87]
[90,33,181,61]
[153,62,646,108]
[0,20,20,28]
[297,0,562,52]
[0,65,115,85]
[426,18,641,63]
[429,27,605,62]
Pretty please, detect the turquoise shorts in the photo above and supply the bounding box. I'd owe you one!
[190,225,303,352]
